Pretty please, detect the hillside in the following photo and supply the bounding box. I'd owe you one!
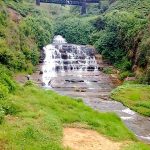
[56,0,150,83]
[0,0,54,73]
[0,0,150,149]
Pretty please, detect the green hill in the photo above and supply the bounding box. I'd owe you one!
[0,0,150,149]
[56,0,150,83]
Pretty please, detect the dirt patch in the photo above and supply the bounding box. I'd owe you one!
[0,139,7,150]
[7,8,22,23]
[14,65,42,85]
[63,128,124,150]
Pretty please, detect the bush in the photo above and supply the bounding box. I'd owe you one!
[1,100,21,115]
[55,16,95,44]
[0,73,16,92]
[115,58,132,71]
[103,67,113,74]
[0,108,5,124]
[0,83,8,99]
[24,80,35,87]
[20,15,53,48]
[119,71,134,80]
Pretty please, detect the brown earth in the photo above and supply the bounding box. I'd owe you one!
[14,65,43,85]
[63,128,124,150]
[7,8,22,23]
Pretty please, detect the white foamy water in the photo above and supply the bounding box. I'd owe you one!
[139,135,150,140]
[53,35,67,44]
[122,108,135,115]
[42,35,99,86]
[121,116,133,120]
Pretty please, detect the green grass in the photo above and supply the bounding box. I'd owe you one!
[123,142,150,150]
[1,83,149,149]
[111,83,150,116]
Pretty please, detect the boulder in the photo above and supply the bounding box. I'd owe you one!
[39,71,43,74]
[61,53,68,59]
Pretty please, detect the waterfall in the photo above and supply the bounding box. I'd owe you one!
[42,35,99,87]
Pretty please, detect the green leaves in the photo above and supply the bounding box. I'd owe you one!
[20,15,53,48]
[55,17,95,44]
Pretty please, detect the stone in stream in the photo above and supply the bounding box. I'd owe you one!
[61,53,68,59]
[64,66,68,70]
[41,82,46,86]
[39,70,43,74]
[65,79,84,83]
[74,87,86,92]
[55,66,61,71]
[87,66,95,71]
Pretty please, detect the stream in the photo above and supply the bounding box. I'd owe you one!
[42,35,150,143]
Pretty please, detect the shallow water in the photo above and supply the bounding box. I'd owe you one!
[42,35,150,143]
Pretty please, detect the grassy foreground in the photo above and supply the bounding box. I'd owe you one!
[111,83,150,117]
[0,82,150,149]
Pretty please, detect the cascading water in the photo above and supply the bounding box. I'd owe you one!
[42,35,99,87]
[42,35,150,143]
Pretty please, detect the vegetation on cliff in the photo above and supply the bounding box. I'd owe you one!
[0,0,54,73]
[56,0,150,83]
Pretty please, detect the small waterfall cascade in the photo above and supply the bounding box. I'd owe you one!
[42,35,99,86]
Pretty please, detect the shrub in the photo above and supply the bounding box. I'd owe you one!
[0,107,5,124]
[0,73,16,92]
[1,100,21,115]
[0,83,8,99]
[103,67,113,74]
[119,71,134,80]
[24,80,35,87]
[20,15,53,48]
[55,16,95,44]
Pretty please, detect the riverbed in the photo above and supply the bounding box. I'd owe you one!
[42,35,150,143]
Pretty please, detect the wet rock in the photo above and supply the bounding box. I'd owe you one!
[64,66,68,70]
[91,80,98,82]
[98,66,104,71]
[64,61,69,65]
[61,53,68,59]
[41,82,45,86]
[78,55,86,59]
[65,79,84,83]
[39,49,45,63]
[39,71,43,74]
[85,47,95,56]
[55,66,61,71]
[74,87,86,92]
[59,48,65,53]
[48,80,52,86]
[87,66,95,71]
[55,45,59,49]
[70,66,73,70]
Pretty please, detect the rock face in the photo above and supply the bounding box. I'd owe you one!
[41,35,106,87]
[39,49,45,63]
[42,43,99,86]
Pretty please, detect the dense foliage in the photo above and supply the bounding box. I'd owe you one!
[55,16,95,44]
[0,1,54,73]
[57,0,150,83]
[91,0,150,82]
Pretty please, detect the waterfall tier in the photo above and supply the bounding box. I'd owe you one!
[42,35,99,86]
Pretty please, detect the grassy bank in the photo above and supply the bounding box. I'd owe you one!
[1,82,150,149]
[111,83,150,116]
